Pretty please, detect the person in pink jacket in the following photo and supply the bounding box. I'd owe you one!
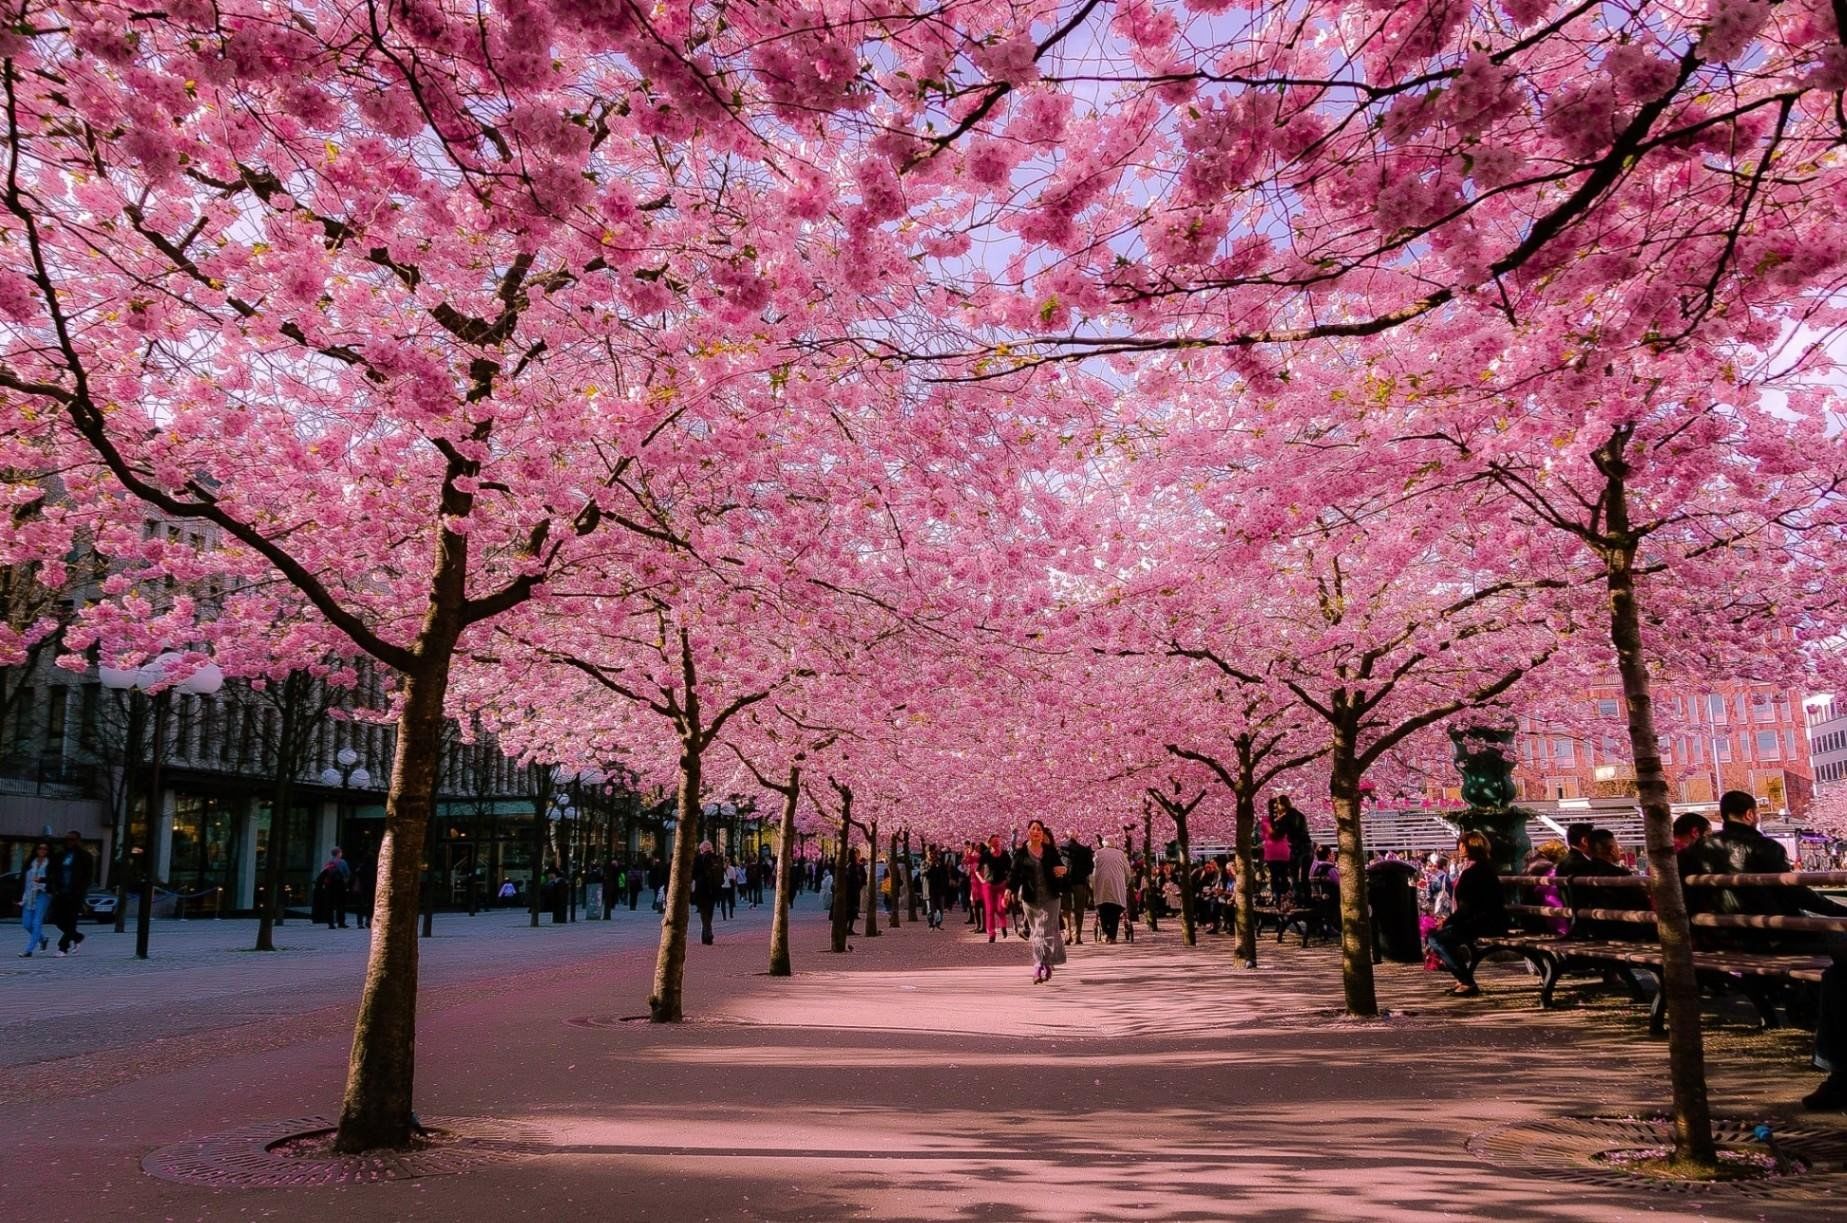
[977,834,1011,942]
[1260,810,1294,906]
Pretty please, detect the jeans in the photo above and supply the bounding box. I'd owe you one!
[697,900,716,945]
[720,886,736,920]
[50,895,85,952]
[1817,957,1846,1080]
[22,893,49,953]
[1266,861,1291,907]
[1426,924,1475,986]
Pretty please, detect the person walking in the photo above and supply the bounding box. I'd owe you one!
[1061,833,1094,945]
[718,857,738,921]
[1091,834,1130,943]
[18,840,51,957]
[48,830,92,956]
[318,848,352,929]
[977,834,1010,942]
[691,841,724,945]
[647,855,668,912]
[1006,820,1069,983]
[960,840,982,929]
[924,850,950,929]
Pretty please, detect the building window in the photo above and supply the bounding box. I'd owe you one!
[1707,693,1727,723]
[1756,731,1780,759]
[45,687,67,754]
[1713,736,1732,762]
[1597,698,1620,718]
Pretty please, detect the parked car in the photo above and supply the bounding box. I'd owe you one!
[83,889,118,922]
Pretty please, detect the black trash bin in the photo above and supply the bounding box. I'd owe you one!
[1367,859,1422,963]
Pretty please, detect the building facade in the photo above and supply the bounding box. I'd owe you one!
[0,498,655,911]
[1512,682,1816,815]
[1808,694,1847,790]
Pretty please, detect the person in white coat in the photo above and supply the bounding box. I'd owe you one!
[1091,835,1131,943]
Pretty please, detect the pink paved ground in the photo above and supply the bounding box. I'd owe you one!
[6,903,1843,1222]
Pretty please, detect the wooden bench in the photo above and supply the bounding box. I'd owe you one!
[1468,872,1846,1035]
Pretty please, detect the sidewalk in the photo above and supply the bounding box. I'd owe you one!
[4,904,1843,1222]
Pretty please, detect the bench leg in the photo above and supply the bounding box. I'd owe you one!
[1615,965,1648,1004]
[1648,984,1668,1037]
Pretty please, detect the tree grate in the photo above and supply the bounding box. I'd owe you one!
[141,1115,554,1187]
[1466,1115,1847,1199]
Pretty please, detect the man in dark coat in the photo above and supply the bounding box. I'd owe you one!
[690,842,724,945]
[1681,791,1847,1112]
[49,830,93,955]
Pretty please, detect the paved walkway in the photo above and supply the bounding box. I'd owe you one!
[4,901,1843,1221]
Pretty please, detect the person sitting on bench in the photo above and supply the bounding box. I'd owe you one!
[1553,822,1599,877]
[1425,831,1507,998]
[1680,790,1847,1113]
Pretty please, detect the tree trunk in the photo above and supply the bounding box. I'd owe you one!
[1330,743,1378,1017]
[887,829,901,929]
[1604,473,1717,1167]
[1174,811,1197,946]
[648,737,701,1023]
[863,818,880,938]
[333,656,449,1152]
[255,777,291,952]
[829,809,854,953]
[904,830,919,922]
[768,768,800,977]
[1233,789,1258,968]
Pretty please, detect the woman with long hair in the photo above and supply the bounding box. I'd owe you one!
[1006,820,1069,983]
[18,840,51,957]
[1426,831,1508,997]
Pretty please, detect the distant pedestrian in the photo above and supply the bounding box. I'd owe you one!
[318,848,352,929]
[691,842,724,945]
[1060,833,1094,945]
[626,860,644,910]
[1006,819,1068,983]
[923,850,949,929]
[648,856,668,912]
[977,834,1010,942]
[18,840,51,957]
[602,857,622,918]
[1091,835,1130,943]
[349,858,373,929]
[48,830,92,956]
[719,857,739,920]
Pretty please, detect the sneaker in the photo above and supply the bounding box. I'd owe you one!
[17,952,30,958]
[54,949,67,957]
[67,941,81,955]
[38,938,47,950]
[1802,1078,1847,1112]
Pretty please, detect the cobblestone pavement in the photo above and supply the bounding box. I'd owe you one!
[5,900,1845,1223]
[0,899,775,1073]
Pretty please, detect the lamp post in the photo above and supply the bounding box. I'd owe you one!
[320,746,372,925]
[99,652,223,959]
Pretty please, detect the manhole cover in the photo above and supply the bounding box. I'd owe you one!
[1467,1115,1847,1198]
[143,1115,553,1187]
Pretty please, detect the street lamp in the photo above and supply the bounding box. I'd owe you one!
[320,746,372,921]
[99,652,223,959]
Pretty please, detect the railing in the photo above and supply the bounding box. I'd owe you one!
[173,886,223,920]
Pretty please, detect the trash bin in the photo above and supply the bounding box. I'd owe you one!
[1367,859,1422,963]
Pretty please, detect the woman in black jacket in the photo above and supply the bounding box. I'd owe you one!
[1006,820,1069,983]
[1426,831,1506,997]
